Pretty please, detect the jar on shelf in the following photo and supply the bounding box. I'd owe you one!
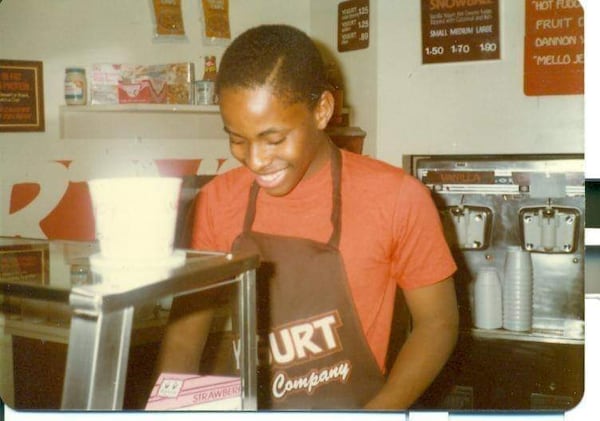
[64,68,87,105]
[195,80,215,105]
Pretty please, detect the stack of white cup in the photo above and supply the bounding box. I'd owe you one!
[502,246,533,332]
[473,266,503,329]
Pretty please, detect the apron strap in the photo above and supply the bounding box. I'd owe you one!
[329,144,342,248]
[242,143,343,249]
[243,181,260,232]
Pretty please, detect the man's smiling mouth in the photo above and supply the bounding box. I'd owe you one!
[255,168,286,188]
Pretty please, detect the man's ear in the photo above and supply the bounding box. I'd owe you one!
[314,90,335,130]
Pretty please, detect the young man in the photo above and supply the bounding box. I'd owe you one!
[155,24,458,410]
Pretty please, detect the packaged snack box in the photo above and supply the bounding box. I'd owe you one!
[91,63,194,105]
[145,373,241,411]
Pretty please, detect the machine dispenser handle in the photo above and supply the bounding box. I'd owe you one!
[519,200,580,253]
[442,201,492,250]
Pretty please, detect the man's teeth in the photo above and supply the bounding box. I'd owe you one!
[261,172,280,181]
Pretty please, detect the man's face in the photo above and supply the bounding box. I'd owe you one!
[219,85,331,197]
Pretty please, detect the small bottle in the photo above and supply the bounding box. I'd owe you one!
[64,68,87,105]
[202,55,217,81]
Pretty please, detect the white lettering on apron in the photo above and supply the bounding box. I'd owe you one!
[269,312,341,365]
[231,312,342,369]
[271,360,352,399]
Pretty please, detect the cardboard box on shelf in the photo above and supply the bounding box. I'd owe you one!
[166,62,195,105]
[145,373,241,411]
[90,64,120,105]
[118,64,168,104]
[90,63,194,105]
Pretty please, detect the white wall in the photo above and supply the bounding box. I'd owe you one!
[312,1,583,165]
[376,1,583,165]
[310,0,379,157]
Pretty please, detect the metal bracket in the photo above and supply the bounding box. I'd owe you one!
[441,204,492,250]
[519,201,581,253]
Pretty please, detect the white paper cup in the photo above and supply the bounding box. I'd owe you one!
[473,267,503,329]
[88,177,182,261]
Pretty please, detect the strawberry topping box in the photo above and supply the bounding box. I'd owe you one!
[145,373,241,411]
[91,62,194,105]
[118,64,167,104]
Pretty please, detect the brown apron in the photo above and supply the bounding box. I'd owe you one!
[231,146,385,409]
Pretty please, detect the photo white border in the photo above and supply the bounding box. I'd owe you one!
[4,0,599,420]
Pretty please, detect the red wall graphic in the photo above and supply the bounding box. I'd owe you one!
[5,159,207,240]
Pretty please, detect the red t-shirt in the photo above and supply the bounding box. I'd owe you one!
[191,149,456,371]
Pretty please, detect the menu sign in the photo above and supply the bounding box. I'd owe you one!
[338,0,370,52]
[421,0,500,64]
[524,0,584,96]
[0,60,45,132]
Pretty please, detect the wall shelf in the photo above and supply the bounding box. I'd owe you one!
[58,105,360,148]
[59,104,224,140]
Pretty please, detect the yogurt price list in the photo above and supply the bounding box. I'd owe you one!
[421,0,501,64]
[338,0,370,52]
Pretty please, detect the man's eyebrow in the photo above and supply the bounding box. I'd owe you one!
[257,127,284,137]
[223,126,284,138]
[223,126,237,135]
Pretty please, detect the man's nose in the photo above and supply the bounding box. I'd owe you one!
[246,142,271,171]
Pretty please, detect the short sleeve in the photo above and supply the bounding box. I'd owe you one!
[190,188,219,251]
[391,175,457,289]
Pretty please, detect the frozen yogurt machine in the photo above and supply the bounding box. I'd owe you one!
[406,154,584,410]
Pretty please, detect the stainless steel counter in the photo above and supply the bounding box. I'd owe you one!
[0,237,260,410]
[470,322,584,345]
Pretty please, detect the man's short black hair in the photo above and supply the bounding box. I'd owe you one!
[216,24,329,108]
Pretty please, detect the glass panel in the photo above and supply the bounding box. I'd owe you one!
[0,237,257,411]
